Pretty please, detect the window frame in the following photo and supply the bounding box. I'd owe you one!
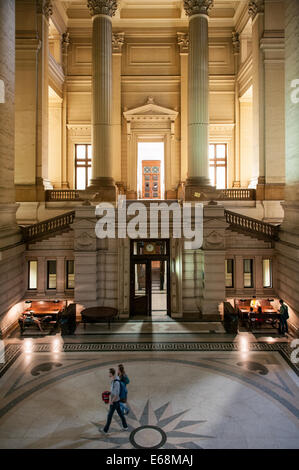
[47,260,57,290]
[209,143,227,189]
[243,259,254,288]
[66,259,75,290]
[262,258,273,288]
[28,260,38,290]
[225,259,234,288]
[75,144,92,190]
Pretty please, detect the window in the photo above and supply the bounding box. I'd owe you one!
[66,260,75,289]
[209,143,227,189]
[28,261,37,289]
[263,259,272,288]
[243,259,253,288]
[225,259,234,288]
[47,260,57,289]
[75,144,92,190]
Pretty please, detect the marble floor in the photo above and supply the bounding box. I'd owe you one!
[0,332,298,449]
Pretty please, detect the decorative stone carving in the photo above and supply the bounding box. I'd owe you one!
[177,32,189,53]
[76,231,95,248]
[112,32,125,53]
[183,0,214,17]
[248,0,264,20]
[232,31,240,55]
[204,230,225,249]
[36,0,53,20]
[61,32,70,55]
[87,0,118,17]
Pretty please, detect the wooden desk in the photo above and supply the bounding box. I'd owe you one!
[19,301,66,334]
[81,307,118,329]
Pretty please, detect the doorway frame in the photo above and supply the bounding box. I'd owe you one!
[130,239,171,317]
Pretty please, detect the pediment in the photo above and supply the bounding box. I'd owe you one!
[123,97,178,121]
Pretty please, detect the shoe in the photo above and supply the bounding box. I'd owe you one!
[122,426,129,431]
[100,428,110,436]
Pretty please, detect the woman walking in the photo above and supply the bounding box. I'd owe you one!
[118,364,130,411]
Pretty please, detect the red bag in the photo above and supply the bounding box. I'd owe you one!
[102,391,110,404]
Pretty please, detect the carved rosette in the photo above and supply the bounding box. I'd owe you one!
[177,32,189,53]
[112,32,125,53]
[183,0,214,17]
[36,0,53,20]
[87,0,118,17]
[248,0,264,20]
[61,32,70,55]
[232,31,240,55]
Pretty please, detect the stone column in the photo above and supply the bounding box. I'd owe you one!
[232,31,241,188]
[87,0,118,201]
[0,0,20,248]
[249,0,265,195]
[183,0,214,200]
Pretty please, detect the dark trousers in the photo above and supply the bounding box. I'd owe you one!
[104,401,127,432]
[279,316,289,334]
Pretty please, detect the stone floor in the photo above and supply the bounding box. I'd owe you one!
[0,327,298,449]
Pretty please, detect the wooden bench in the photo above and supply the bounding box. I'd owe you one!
[80,307,118,329]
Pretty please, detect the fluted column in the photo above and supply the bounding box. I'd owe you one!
[0,0,20,248]
[87,0,117,201]
[232,31,241,188]
[184,0,214,200]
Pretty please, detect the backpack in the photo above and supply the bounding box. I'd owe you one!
[115,378,127,401]
[283,305,289,319]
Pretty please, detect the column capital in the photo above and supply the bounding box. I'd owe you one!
[183,0,214,17]
[177,32,189,53]
[87,0,118,17]
[112,32,124,53]
[61,31,70,55]
[232,31,240,55]
[248,0,264,20]
[36,0,53,20]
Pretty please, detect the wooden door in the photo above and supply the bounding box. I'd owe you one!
[142,160,161,199]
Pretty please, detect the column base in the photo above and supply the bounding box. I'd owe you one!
[87,177,117,202]
[184,177,215,201]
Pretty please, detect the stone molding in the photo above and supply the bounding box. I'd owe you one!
[112,32,125,53]
[36,0,53,20]
[248,0,264,20]
[87,0,118,17]
[177,32,189,53]
[183,0,214,17]
[232,31,240,55]
[61,32,70,55]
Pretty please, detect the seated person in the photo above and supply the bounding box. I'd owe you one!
[255,306,263,327]
[19,312,44,332]
[250,297,261,309]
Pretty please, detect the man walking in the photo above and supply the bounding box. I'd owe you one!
[279,299,289,336]
[101,368,128,435]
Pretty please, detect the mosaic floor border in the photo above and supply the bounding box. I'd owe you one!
[1,341,298,377]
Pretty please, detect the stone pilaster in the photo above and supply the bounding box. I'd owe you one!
[232,31,241,188]
[36,0,53,197]
[249,0,265,192]
[61,31,70,188]
[87,0,118,201]
[183,0,214,200]
[177,33,189,185]
[112,33,124,189]
[0,0,21,248]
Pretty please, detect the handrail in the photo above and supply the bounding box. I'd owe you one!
[46,190,82,201]
[21,211,75,243]
[220,188,255,200]
[225,210,279,241]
